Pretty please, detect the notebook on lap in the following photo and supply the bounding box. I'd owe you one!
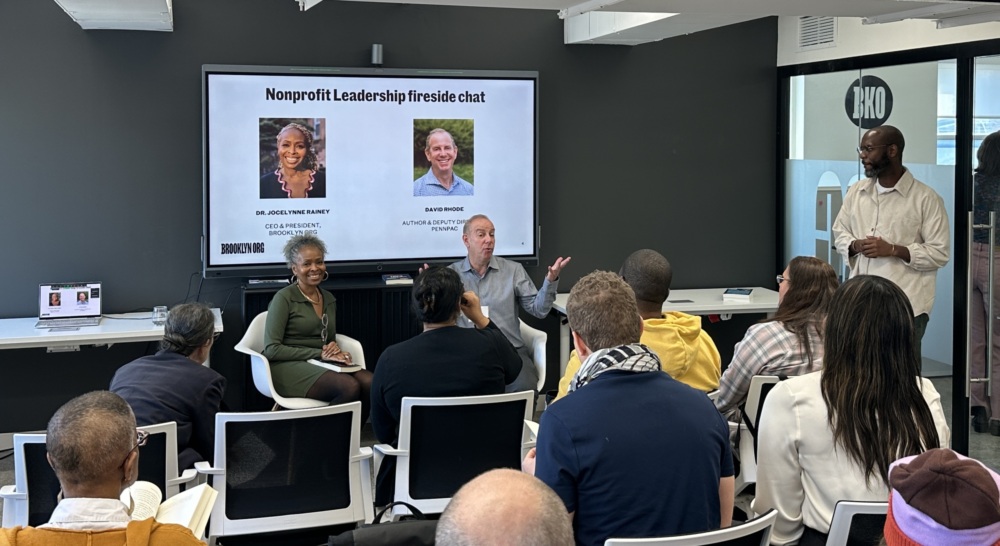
[35,282,103,328]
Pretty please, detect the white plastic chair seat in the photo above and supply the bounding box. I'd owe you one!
[519,319,547,391]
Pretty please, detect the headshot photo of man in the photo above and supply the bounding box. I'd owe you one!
[76,291,89,304]
[413,120,475,197]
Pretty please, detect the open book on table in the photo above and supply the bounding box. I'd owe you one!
[122,481,217,538]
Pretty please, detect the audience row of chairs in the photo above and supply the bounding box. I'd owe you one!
[0,390,537,545]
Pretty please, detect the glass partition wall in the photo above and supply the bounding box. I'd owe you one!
[969,55,1000,467]
[785,61,956,376]
[782,50,1000,467]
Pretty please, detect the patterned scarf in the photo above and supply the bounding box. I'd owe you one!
[568,343,661,394]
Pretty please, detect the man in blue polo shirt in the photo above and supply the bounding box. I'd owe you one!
[523,271,734,546]
[413,128,474,196]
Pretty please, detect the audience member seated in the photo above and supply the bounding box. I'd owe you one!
[436,468,574,546]
[713,256,837,419]
[371,266,522,507]
[555,249,720,401]
[263,234,373,418]
[752,275,950,546]
[523,271,733,546]
[881,448,1000,546]
[0,391,205,545]
[110,302,225,469]
[445,213,570,394]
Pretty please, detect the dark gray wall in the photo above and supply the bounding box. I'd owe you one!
[0,0,777,427]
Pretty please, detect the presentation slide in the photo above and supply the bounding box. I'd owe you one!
[39,283,101,318]
[204,67,537,274]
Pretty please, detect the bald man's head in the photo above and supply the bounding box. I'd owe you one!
[436,469,573,546]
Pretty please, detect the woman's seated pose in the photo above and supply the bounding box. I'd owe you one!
[370,266,522,506]
[714,256,838,419]
[752,275,950,546]
[262,234,373,418]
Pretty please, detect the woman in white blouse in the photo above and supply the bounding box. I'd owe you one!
[752,275,950,546]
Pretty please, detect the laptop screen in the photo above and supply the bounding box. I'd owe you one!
[38,282,102,319]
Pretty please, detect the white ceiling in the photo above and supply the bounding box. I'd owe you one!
[50,0,1000,41]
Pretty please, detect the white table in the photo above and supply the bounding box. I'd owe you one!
[0,309,223,351]
[0,309,224,450]
[552,288,779,373]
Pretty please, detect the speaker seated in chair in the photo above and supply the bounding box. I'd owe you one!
[248,234,373,416]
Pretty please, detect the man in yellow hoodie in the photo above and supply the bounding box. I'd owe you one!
[555,249,720,401]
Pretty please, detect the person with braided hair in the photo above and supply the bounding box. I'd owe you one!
[370,266,522,506]
[260,122,326,199]
[110,302,225,469]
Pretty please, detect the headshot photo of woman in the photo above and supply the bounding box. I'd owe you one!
[48,293,61,306]
[259,120,326,199]
[77,291,89,304]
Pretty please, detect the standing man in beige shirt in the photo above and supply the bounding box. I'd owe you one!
[832,125,950,356]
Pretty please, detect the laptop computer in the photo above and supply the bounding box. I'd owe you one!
[35,282,103,328]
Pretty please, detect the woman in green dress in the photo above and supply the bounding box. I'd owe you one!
[263,234,373,419]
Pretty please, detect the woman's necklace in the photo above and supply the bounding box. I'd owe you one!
[297,285,321,305]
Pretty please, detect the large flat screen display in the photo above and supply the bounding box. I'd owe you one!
[202,64,538,278]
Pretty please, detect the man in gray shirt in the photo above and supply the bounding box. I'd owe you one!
[446,214,571,393]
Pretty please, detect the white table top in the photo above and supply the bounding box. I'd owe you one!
[553,287,779,316]
[0,309,224,350]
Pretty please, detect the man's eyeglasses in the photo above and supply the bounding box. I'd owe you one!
[856,144,889,155]
[120,429,149,469]
[776,275,787,285]
[320,313,329,345]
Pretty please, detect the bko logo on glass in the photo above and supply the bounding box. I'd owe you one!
[844,75,893,129]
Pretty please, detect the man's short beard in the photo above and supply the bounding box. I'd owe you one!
[865,157,889,178]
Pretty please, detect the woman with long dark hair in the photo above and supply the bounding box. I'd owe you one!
[714,256,838,418]
[752,275,950,546]
[971,130,1000,435]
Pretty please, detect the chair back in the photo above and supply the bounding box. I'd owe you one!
[519,320,547,391]
[236,311,278,401]
[200,402,372,540]
[0,434,59,528]
[135,421,198,498]
[604,509,777,545]
[825,501,888,546]
[392,391,534,515]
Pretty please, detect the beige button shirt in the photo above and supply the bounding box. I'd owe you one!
[832,169,950,316]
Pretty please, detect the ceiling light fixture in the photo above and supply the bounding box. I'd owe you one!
[558,0,625,20]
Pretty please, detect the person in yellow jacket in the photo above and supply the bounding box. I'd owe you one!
[555,249,720,401]
[0,391,205,546]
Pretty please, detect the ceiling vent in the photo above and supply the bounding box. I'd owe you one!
[798,16,836,50]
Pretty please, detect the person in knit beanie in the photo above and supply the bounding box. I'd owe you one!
[883,448,1000,546]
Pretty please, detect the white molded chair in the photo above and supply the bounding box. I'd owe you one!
[604,509,777,545]
[195,402,373,544]
[519,319,547,391]
[826,501,888,546]
[236,311,366,410]
[373,391,536,520]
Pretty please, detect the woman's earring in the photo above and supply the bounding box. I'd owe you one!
[289,274,297,284]
[322,271,329,281]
